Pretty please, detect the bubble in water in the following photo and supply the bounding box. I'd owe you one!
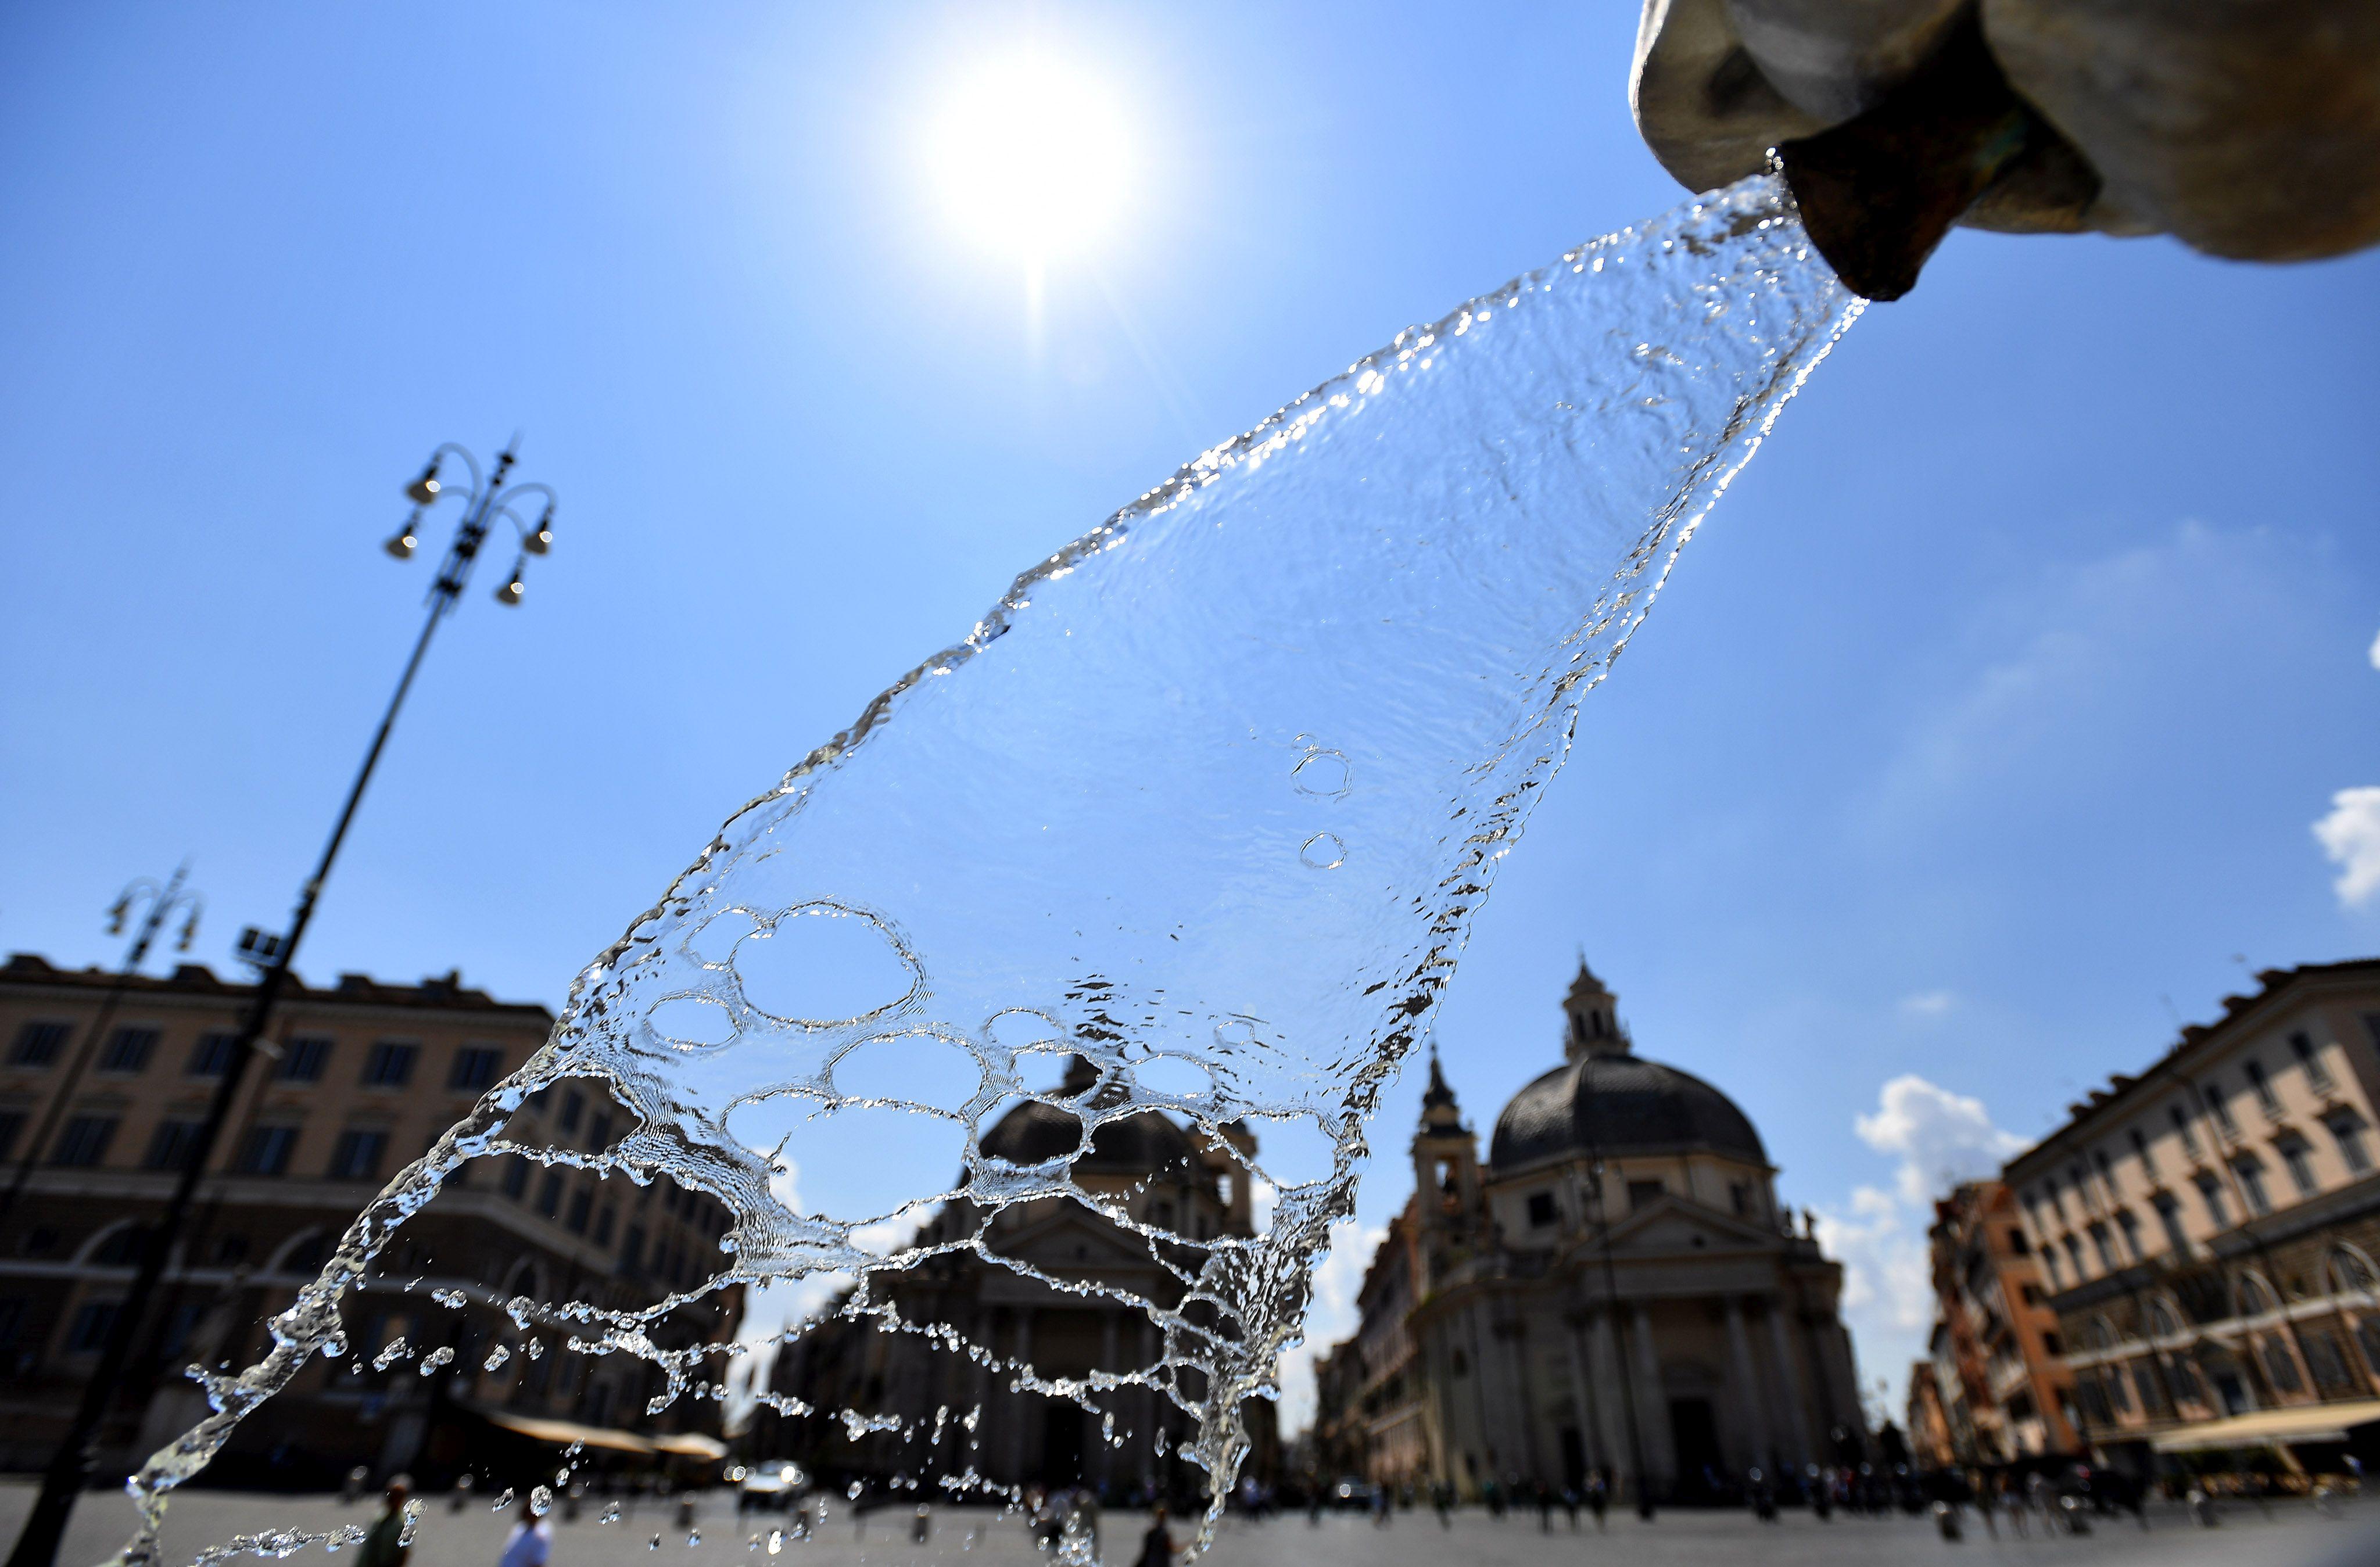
[119,173,1858,1567]
[1298,831,1347,869]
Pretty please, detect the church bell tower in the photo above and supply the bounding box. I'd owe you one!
[1562,956,1629,1060]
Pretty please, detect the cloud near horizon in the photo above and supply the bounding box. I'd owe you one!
[1814,1075,2024,1421]
[2314,786,2380,910]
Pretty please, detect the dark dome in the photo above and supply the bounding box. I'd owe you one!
[1489,1051,1767,1171]
[978,1079,1196,1175]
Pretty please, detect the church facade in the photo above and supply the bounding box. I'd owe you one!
[1311,963,1868,1503]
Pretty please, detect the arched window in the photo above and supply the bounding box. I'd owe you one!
[266,1227,328,1276]
[2088,1317,2117,1351]
[2148,1298,2181,1338]
[2235,1271,2281,1318]
[2331,1244,2379,1299]
[2261,1336,2304,1394]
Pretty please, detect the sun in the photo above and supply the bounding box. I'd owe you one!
[924,52,1134,265]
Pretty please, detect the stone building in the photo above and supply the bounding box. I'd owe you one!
[757,1056,1278,1502]
[2003,958,2380,1476]
[1919,1179,2077,1464]
[1905,1357,1956,1470]
[1314,962,1867,1503]
[0,953,736,1487]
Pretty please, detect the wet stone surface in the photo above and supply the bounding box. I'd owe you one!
[6,1483,2368,1567]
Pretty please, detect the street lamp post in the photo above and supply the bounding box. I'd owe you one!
[0,869,204,1226]
[6,439,558,1567]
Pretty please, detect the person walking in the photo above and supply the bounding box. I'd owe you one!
[1134,1504,1177,1567]
[498,1515,551,1567]
[356,1478,413,1567]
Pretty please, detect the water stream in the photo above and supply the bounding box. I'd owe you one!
[116,171,1858,1566]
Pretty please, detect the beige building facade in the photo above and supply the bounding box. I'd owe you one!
[1316,963,1868,1503]
[0,953,735,1487]
[1919,1180,2078,1465]
[2003,959,2380,1475]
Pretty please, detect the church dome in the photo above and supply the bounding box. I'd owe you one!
[1485,959,1768,1171]
[977,1057,1198,1174]
[1488,1052,1768,1171]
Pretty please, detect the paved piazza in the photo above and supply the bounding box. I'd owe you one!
[2,1483,2371,1567]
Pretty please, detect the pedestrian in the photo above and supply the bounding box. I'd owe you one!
[1432,1482,1453,1529]
[1135,1503,1176,1567]
[356,1478,413,1567]
[1586,1472,1608,1530]
[1560,1485,1579,1530]
[499,1515,551,1567]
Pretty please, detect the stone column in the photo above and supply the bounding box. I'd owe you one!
[1467,1304,1499,1475]
[1139,1318,1159,1490]
[1564,1313,1604,1477]
[1096,1311,1120,1489]
[1008,1310,1036,1483]
[1588,1309,1630,1479]
[1763,1297,1811,1468]
[1501,1314,1544,1481]
[1629,1303,1674,1490]
[1723,1295,1769,1472]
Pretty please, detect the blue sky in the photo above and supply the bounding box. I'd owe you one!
[5,2,2377,1429]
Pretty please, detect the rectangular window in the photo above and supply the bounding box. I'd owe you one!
[277,1037,332,1082]
[2195,1172,2230,1229]
[2092,1149,2115,1196]
[51,1115,119,1167]
[593,1206,616,1247]
[2277,1135,2318,1196]
[2089,1223,2119,1271]
[1626,1179,1665,1213]
[2044,1246,2066,1288]
[2292,1031,2335,1092]
[2064,1235,2088,1281]
[618,1225,645,1276]
[2153,1193,2189,1256]
[447,1047,503,1091]
[2243,1060,2278,1113]
[1525,1191,1558,1228]
[98,1027,159,1074]
[2328,1112,2373,1175]
[64,1300,120,1354]
[558,1089,586,1135]
[567,1186,593,1234]
[536,1170,563,1218]
[586,1113,612,1153]
[143,1119,205,1171]
[187,1032,238,1077]
[2008,1227,2031,1255]
[2205,1081,2236,1135]
[2130,1127,2157,1177]
[501,1155,530,1199]
[0,1111,23,1163]
[327,1129,388,1181]
[2233,1159,2272,1215]
[233,1125,298,1176]
[2114,1209,2142,1261]
[9,1022,71,1067]
[2020,1283,2045,1306]
[360,1042,417,1088]
[2170,1104,2200,1156]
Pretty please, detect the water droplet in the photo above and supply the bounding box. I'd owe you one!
[529,1486,553,1517]
[1299,832,1346,869]
[492,1490,515,1513]
[1291,749,1349,798]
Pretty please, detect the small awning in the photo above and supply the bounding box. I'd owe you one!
[649,1432,730,1460]
[479,1411,658,1455]
[2149,1399,2380,1454]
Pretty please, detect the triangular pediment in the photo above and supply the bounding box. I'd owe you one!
[992,1206,1161,1271]
[1587,1194,1782,1258]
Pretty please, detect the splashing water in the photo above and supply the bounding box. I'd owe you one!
[114,173,1854,1565]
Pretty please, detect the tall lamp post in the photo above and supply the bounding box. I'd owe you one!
[6,439,558,1567]
[0,870,204,1225]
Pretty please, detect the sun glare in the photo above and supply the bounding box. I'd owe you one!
[926,53,1134,264]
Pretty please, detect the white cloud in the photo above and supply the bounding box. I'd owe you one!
[2314,787,2380,909]
[2368,626,2380,672]
[1273,1217,1385,1437]
[1898,991,1955,1019]
[1855,1073,2026,1206]
[1819,1077,2023,1423]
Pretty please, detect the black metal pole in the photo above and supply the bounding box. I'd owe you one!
[5,445,517,1567]
[0,865,193,1226]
